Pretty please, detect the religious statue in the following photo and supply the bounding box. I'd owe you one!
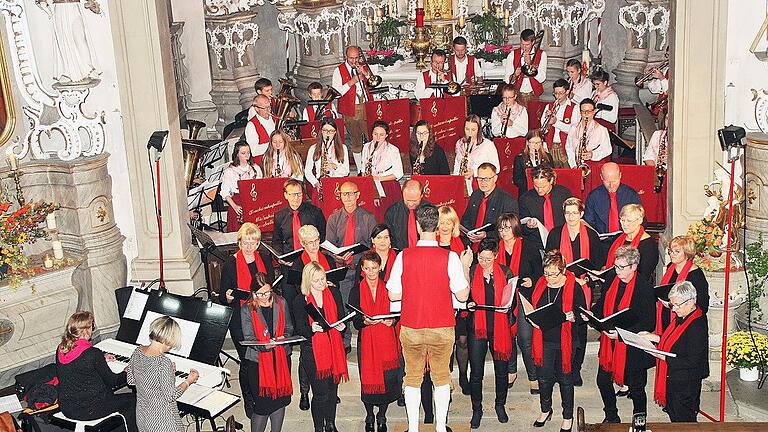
[703,164,745,254]
[35,0,102,84]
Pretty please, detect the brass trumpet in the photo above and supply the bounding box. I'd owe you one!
[520,30,545,77]
[635,60,668,88]
[442,70,462,95]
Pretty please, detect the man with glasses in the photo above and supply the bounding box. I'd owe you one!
[461,163,519,246]
[588,245,655,424]
[245,94,276,165]
[583,162,642,234]
[332,45,373,172]
[541,79,579,168]
[565,98,612,169]
[273,178,326,255]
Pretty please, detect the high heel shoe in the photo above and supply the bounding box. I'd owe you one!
[532,410,553,427]
[560,418,573,432]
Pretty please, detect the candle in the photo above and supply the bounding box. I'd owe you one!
[52,240,64,260]
[504,9,510,27]
[458,15,465,28]
[6,151,17,171]
[44,255,53,269]
[416,8,424,27]
[46,213,57,231]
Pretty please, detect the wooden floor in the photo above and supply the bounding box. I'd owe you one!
[584,422,768,431]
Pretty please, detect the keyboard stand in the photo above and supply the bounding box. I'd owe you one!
[179,391,240,432]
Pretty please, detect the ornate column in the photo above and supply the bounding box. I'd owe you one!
[108,0,205,295]
[613,0,652,107]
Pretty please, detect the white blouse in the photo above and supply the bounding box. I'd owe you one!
[219,163,264,200]
[360,140,404,180]
[304,142,350,186]
[452,138,500,176]
[570,76,593,104]
[491,103,528,138]
[263,152,303,181]
[565,120,611,168]
[593,86,620,124]
[643,129,667,165]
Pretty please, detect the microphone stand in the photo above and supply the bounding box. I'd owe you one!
[154,147,165,289]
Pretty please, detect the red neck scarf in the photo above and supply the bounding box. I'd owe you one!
[608,192,620,233]
[475,197,488,228]
[531,272,576,373]
[407,209,418,247]
[598,274,637,386]
[655,260,694,333]
[471,264,512,360]
[543,194,555,231]
[373,248,398,282]
[250,301,293,398]
[307,289,349,383]
[359,278,400,393]
[653,307,703,407]
[236,250,267,306]
[292,210,302,250]
[302,251,330,270]
[605,226,645,268]
[560,223,590,264]
[446,236,465,255]
[496,238,522,275]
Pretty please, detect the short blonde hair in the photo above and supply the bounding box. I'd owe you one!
[298,225,320,243]
[620,203,644,220]
[149,316,182,349]
[300,261,326,296]
[669,235,697,260]
[563,197,584,213]
[237,222,261,243]
[438,205,460,237]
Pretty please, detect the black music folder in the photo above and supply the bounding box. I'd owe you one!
[346,304,401,321]
[579,307,631,332]
[566,259,595,277]
[287,266,347,285]
[262,242,304,263]
[520,295,566,331]
[304,303,356,331]
[231,275,284,301]
[654,283,675,302]
[320,241,368,256]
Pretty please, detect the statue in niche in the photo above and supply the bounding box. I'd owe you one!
[425,0,453,20]
[35,0,102,84]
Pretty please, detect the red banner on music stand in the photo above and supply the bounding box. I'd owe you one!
[494,137,526,172]
[419,96,467,151]
[299,118,346,146]
[411,175,469,216]
[239,178,288,232]
[526,100,549,131]
[314,176,377,219]
[610,164,666,224]
[365,98,411,153]
[527,167,584,199]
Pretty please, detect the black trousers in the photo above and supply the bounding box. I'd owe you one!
[468,335,509,406]
[536,345,574,419]
[572,324,587,377]
[509,302,537,381]
[597,367,648,419]
[300,361,311,394]
[234,342,255,418]
[309,376,339,431]
[666,378,702,422]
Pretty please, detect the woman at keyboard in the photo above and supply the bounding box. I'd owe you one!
[56,311,138,432]
[128,316,199,432]
[241,272,294,432]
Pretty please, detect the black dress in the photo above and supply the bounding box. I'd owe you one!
[409,144,450,175]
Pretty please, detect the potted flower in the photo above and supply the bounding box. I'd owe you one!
[0,200,59,288]
[725,330,768,381]
[472,42,514,65]
[469,12,506,48]
[745,233,768,323]
[374,17,406,50]
[364,49,405,70]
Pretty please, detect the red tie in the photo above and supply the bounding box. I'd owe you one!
[408,209,418,247]
[343,212,355,246]
[292,210,302,250]
[608,192,620,232]
[475,197,488,228]
[543,194,555,231]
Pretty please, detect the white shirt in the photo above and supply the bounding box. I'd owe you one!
[264,151,303,181]
[304,141,351,186]
[386,239,469,295]
[301,104,338,122]
[643,129,667,164]
[593,87,620,124]
[244,114,275,157]
[219,164,263,199]
[491,103,528,138]
[541,100,581,144]
[361,140,404,180]
[647,66,669,94]
[504,49,548,93]
[565,120,612,168]
[570,76,593,104]
[414,70,453,99]
[452,138,500,176]
[331,62,366,104]
[452,56,483,84]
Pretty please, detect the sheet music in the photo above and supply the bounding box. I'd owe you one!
[123,288,149,321]
[205,230,239,246]
[390,299,401,313]
[137,311,200,358]
[0,394,22,413]
[465,178,473,195]
[193,391,240,417]
[177,383,216,405]
[520,217,549,245]
[374,180,386,197]
[616,327,677,358]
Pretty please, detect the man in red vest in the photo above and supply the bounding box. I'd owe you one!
[504,28,548,107]
[449,36,483,86]
[244,94,276,165]
[414,50,452,99]
[332,45,373,173]
[387,203,472,432]
[541,79,580,168]
[302,81,337,122]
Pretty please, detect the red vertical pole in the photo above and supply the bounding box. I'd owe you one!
[718,159,738,422]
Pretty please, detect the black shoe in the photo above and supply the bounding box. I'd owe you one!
[365,416,375,432]
[495,404,508,423]
[325,425,339,432]
[602,416,621,424]
[376,420,387,432]
[573,377,583,387]
[560,418,574,432]
[470,408,482,429]
[533,410,553,427]
[336,396,341,404]
[397,394,405,406]
[345,346,352,354]
[424,414,434,424]
[530,387,540,395]
[616,387,629,397]
[299,393,310,411]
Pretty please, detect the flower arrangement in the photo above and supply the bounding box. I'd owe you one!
[472,42,514,64]
[373,17,406,50]
[469,12,506,48]
[687,216,724,256]
[364,49,405,67]
[0,200,59,286]
[726,331,768,369]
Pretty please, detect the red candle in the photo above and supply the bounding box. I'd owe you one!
[416,8,425,28]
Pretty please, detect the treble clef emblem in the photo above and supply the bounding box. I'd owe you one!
[334,182,341,201]
[423,179,431,197]
[431,100,438,116]
[376,103,383,119]
[505,142,511,156]
[311,124,317,138]
[250,183,258,199]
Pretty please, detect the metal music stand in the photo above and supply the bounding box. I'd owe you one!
[200,139,229,170]
[187,181,221,212]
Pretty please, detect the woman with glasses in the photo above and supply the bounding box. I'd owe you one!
[491,85,528,139]
[453,114,500,178]
[409,120,449,175]
[240,272,294,432]
[465,239,516,428]
[304,118,350,190]
[642,281,709,422]
[221,141,264,232]
[219,223,274,418]
[513,129,554,193]
[655,236,709,333]
[519,166,573,245]
[604,204,659,284]
[529,250,585,432]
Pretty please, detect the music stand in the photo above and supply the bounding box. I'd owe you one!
[187,181,221,211]
[469,94,502,118]
[200,140,229,169]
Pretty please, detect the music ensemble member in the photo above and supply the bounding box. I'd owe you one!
[249,78,276,119]
[541,79,580,168]
[565,59,592,105]
[604,204,659,285]
[246,94,277,165]
[655,235,709,333]
[303,81,337,122]
[409,120,450,175]
[519,166,573,242]
[565,98,611,170]
[220,141,263,233]
[505,28,548,105]
[453,115,500,178]
[590,70,620,131]
[272,179,326,255]
[491,85,528,139]
[304,117,350,189]
[332,45,374,171]
[448,36,483,86]
[584,163,641,235]
[360,120,404,181]
[512,129,554,193]
[461,163,519,246]
[384,179,430,250]
[262,130,304,180]
[414,50,453,99]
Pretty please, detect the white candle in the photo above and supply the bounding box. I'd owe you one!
[46,213,57,231]
[6,151,17,171]
[52,240,64,260]
[44,255,53,269]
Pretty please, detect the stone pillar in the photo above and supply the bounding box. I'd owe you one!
[745,132,768,246]
[108,0,205,295]
[612,0,651,108]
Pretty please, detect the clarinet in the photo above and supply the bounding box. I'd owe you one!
[273,149,283,178]
[500,105,512,137]
[530,146,540,167]
[577,119,591,182]
[412,140,426,175]
[317,138,331,201]
[364,140,377,177]
[459,137,473,176]
[654,129,668,193]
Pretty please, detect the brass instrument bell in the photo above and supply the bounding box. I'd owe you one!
[520,30,545,77]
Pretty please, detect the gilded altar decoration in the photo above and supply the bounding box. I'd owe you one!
[425,0,451,20]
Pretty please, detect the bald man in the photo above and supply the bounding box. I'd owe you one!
[332,45,373,172]
[584,162,641,234]
[384,179,432,250]
[245,94,276,164]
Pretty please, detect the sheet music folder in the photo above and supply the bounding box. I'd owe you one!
[654,283,675,302]
[304,303,356,331]
[287,266,348,285]
[231,275,285,301]
[519,295,565,331]
[579,306,631,332]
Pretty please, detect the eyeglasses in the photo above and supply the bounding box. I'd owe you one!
[321,128,336,133]
[580,109,595,113]
[502,96,516,100]
[670,298,693,309]
[619,216,641,223]
[497,225,513,232]
[339,191,359,197]
[544,270,563,278]
[254,290,273,298]
[477,256,495,263]
[285,192,302,198]
[667,248,683,255]
[303,238,320,246]
[553,90,567,96]
[477,175,497,182]
[240,241,260,247]
[615,263,634,271]
[415,131,430,136]
[255,105,270,110]
[564,211,581,216]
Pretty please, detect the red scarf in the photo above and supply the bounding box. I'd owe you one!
[359,278,400,394]
[608,192,620,232]
[655,260,694,333]
[605,226,645,268]
[543,194,555,231]
[292,210,302,250]
[377,248,398,282]
[653,307,703,407]
[307,289,349,383]
[250,301,293,398]
[407,209,418,247]
[475,197,488,228]
[560,223,592,305]
[447,236,465,255]
[471,264,512,360]
[531,272,576,373]
[598,274,637,386]
[236,250,267,306]
[496,238,522,275]
[302,251,330,270]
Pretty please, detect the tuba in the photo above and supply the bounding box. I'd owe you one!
[181,120,213,189]
[654,130,668,193]
[577,119,591,183]
[520,30,545,77]
[275,78,301,130]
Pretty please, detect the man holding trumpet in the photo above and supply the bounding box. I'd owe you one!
[333,45,375,172]
[414,49,455,99]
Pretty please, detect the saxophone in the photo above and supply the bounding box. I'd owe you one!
[412,140,425,175]
[459,137,473,176]
[364,140,377,177]
[577,119,591,181]
[654,129,668,193]
[500,105,512,137]
[317,138,331,201]
[273,149,283,178]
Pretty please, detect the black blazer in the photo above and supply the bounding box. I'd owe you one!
[512,152,554,193]
[605,235,659,285]
[664,313,709,380]
[219,250,275,342]
[545,223,606,269]
[408,144,450,175]
[383,199,432,251]
[460,187,519,242]
[282,252,337,316]
[292,286,347,374]
[272,202,327,254]
[519,185,573,247]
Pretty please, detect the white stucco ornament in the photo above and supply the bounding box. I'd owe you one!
[751,89,768,135]
[618,1,670,49]
[206,21,260,68]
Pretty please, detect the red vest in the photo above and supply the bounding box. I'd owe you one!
[249,115,271,146]
[512,48,544,96]
[306,104,334,123]
[336,63,372,117]
[545,102,575,147]
[450,55,475,83]
[422,70,433,88]
[399,246,455,329]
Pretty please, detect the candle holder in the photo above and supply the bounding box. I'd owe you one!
[9,168,24,207]
[410,26,432,70]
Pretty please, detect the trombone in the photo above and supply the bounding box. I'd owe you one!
[520,30,545,77]
[635,60,669,88]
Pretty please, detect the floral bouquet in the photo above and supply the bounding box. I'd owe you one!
[473,43,514,64]
[687,216,724,256]
[0,201,59,283]
[364,49,405,67]
[726,331,768,369]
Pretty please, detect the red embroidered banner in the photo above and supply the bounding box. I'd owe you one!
[365,98,411,153]
[314,176,377,219]
[494,137,527,172]
[411,175,469,216]
[418,96,467,152]
[601,164,666,224]
[299,118,346,147]
[239,177,289,232]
